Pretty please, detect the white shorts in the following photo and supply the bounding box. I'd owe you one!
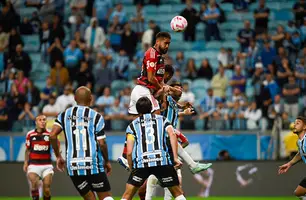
[128,85,160,115]
[27,164,54,179]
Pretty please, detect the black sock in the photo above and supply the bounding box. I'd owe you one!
[31,190,39,200]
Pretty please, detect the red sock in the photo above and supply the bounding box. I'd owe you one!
[31,190,39,200]
[43,196,51,200]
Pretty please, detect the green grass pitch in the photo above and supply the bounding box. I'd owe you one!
[0,197,297,200]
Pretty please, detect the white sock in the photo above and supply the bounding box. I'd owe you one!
[145,175,159,200]
[164,187,173,200]
[175,194,186,200]
[104,197,114,200]
[178,144,197,168]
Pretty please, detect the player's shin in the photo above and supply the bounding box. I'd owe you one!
[174,195,186,200]
[164,188,173,200]
[145,175,158,200]
[178,143,196,168]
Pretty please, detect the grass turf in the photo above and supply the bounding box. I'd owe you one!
[0,197,297,200]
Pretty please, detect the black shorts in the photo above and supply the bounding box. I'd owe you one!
[299,177,306,188]
[70,172,111,196]
[127,165,179,188]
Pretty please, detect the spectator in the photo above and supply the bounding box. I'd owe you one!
[11,44,32,77]
[235,52,247,70]
[119,87,131,109]
[263,72,280,102]
[180,82,195,104]
[211,66,228,99]
[84,17,106,51]
[141,22,153,48]
[99,39,116,69]
[149,20,161,45]
[94,57,114,94]
[229,100,245,130]
[286,20,299,35]
[6,84,26,127]
[217,47,228,67]
[105,97,127,131]
[55,85,75,112]
[260,40,276,72]
[131,3,145,39]
[2,70,15,94]
[18,102,37,130]
[237,20,256,52]
[211,99,228,130]
[174,51,186,70]
[244,101,262,130]
[286,31,303,65]
[83,50,94,70]
[184,58,197,80]
[233,0,248,12]
[253,0,270,35]
[109,3,127,25]
[298,46,306,60]
[268,94,286,123]
[271,25,286,51]
[202,0,221,41]
[197,59,213,80]
[40,77,56,106]
[108,15,123,52]
[20,17,33,35]
[293,0,306,27]
[8,28,23,56]
[230,65,246,93]
[14,70,29,95]
[0,98,8,130]
[301,18,306,42]
[29,11,41,34]
[95,87,115,114]
[49,15,65,44]
[121,22,138,60]
[63,39,83,80]
[0,25,9,53]
[26,79,40,107]
[134,43,150,69]
[246,40,259,72]
[227,48,235,69]
[76,61,94,88]
[70,15,86,40]
[283,76,300,120]
[70,0,87,18]
[39,21,50,63]
[180,0,198,41]
[295,58,306,95]
[276,58,293,88]
[42,95,61,120]
[227,87,247,108]
[198,88,219,129]
[114,49,129,80]
[47,37,64,67]
[252,62,264,106]
[50,60,70,93]
[93,0,112,31]
[217,150,233,161]
[73,31,86,51]
[0,4,18,33]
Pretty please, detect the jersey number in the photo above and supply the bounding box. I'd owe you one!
[73,128,87,151]
[145,127,155,144]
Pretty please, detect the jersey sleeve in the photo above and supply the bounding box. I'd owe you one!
[145,50,158,72]
[163,117,172,130]
[25,133,30,149]
[126,124,135,138]
[54,112,63,129]
[95,113,106,140]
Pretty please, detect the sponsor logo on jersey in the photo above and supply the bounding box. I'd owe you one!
[157,68,165,75]
[142,157,163,163]
[44,136,49,141]
[70,165,93,170]
[33,144,49,151]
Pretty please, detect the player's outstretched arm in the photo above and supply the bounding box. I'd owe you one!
[98,138,112,175]
[167,125,182,169]
[278,152,301,175]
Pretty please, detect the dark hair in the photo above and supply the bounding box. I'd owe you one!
[136,97,152,114]
[156,32,171,40]
[165,64,174,77]
[297,116,306,124]
[170,81,182,87]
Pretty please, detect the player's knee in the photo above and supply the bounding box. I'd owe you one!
[30,180,40,190]
[138,187,146,200]
[294,189,306,197]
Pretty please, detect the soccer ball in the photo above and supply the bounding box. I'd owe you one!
[170,16,188,32]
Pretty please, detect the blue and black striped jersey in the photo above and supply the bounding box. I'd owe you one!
[162,95,179,129]
[126,114,173,169]
[55,105,106,176]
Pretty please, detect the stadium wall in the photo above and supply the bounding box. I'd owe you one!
[0,161,302,197]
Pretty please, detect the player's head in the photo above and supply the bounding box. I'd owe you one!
[170,81,182,101]
[75,86,92,106]
[293,116,306,135]
[136,97,152,115]
[35,114,47,130]
[155,32,171,54]
[164,64,174,83]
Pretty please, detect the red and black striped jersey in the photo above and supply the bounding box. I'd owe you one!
[26,129,52,165]
[137,47,165,93]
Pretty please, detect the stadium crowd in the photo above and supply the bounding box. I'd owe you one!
[0,0,305,132]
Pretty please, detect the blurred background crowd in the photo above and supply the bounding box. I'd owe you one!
[0,0,305,133]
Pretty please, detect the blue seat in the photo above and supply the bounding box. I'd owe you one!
[196,23,205,32]
[205,41,222,50]
[220,22,244,31]
[20,7,37,18]
[223,31,237,40]
[29,53,41,63]
[221,41,240,51]
[225,70,233,79]
[171,33,182,41]
[191,88,207,100]
[23,35,40,52]
[197,51,218,60]
[220,3,233,12]
[192,78,211,89]
[191,40,205,51]
[143,5,158,14]
[157,5,172,13]
[246,85,255,98]
[210,59,220,70]
[172,4,185,13]
[124,5,135,14]
[273,10,293,21]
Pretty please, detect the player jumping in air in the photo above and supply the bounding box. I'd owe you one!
[279,116,306,200]
[50,86,115,200]
[23,115,54,200]
[121,97,186,200]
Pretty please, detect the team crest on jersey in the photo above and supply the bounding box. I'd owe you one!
[44,136,49,141]
[150,62,155,67]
